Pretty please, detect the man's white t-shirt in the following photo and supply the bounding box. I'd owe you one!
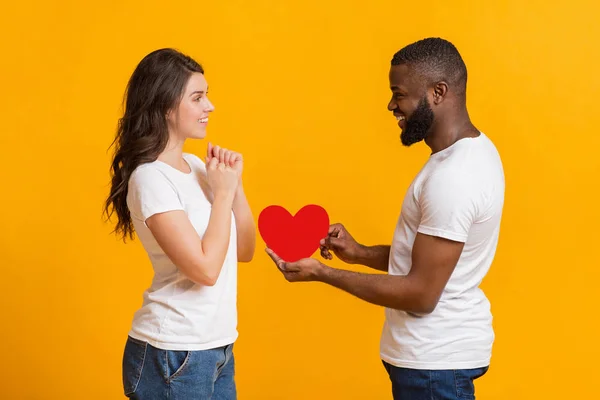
[380,132,505,370]
[125,153,238,351]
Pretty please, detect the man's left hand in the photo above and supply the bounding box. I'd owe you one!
[265,248,327,282]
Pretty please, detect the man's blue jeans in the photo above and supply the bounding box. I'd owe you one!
[383,360,489,399]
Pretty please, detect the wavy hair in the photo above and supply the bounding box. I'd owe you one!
[104,48,204,241]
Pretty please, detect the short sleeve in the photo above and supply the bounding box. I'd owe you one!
[184,153,206,172]
[417,170,478,243]
[127,166,184,222]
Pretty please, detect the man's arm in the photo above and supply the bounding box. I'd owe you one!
[271,232,464,314]
[322,234,463,313]
[320,223,390,272]
[232,183,256,262]
[355,245,391,272]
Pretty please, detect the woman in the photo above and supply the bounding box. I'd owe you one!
[104,48,256,399]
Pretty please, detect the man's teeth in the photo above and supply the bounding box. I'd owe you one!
[396,116,405,121]
[199,117,208,123]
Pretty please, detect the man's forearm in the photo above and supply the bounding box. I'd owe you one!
[317,266,432,314]
[356,245,391,272]
[232,184,256,262]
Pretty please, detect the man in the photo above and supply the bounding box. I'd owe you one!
[266,37,505,399]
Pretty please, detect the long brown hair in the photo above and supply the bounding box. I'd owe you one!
[104,48,204,241]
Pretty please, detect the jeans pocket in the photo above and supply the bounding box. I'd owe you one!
[166,350,192,381]
[122,336,148,396]
[454,367,488,399]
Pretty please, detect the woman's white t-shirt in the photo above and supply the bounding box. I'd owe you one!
[125,153,238,351]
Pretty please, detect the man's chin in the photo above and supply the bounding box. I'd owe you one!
[400,131,426,147]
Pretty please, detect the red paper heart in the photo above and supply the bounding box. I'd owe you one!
[258,205,329,262]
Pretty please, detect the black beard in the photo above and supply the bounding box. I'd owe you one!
[401,96,434,146]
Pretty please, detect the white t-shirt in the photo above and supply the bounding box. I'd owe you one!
[380,132,505,370]
[125,153,238,351]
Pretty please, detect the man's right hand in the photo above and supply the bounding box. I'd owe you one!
[319,223,365,264]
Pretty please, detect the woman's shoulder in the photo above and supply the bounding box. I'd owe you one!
[183,153,206,170]
[129,161,169,186]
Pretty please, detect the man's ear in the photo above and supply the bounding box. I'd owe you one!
[432,81,448,105]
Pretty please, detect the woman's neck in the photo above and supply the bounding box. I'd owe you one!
[158,137,190,173]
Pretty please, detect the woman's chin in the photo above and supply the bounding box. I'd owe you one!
[188,130,207,140]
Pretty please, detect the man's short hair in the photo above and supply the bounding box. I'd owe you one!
[392,38,468,97]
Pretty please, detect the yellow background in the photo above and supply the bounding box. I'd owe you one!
[1,0,599,399]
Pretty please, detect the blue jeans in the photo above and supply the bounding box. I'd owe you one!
[122,336,236,399]
[383,361,488,400]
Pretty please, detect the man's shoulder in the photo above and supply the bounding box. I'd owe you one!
[422,162,472,188]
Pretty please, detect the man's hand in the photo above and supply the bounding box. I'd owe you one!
[266,248,327,282]
[319,223,365,264]
[266,232,463,314]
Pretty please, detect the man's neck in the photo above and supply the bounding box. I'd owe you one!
[425,110,479,154]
